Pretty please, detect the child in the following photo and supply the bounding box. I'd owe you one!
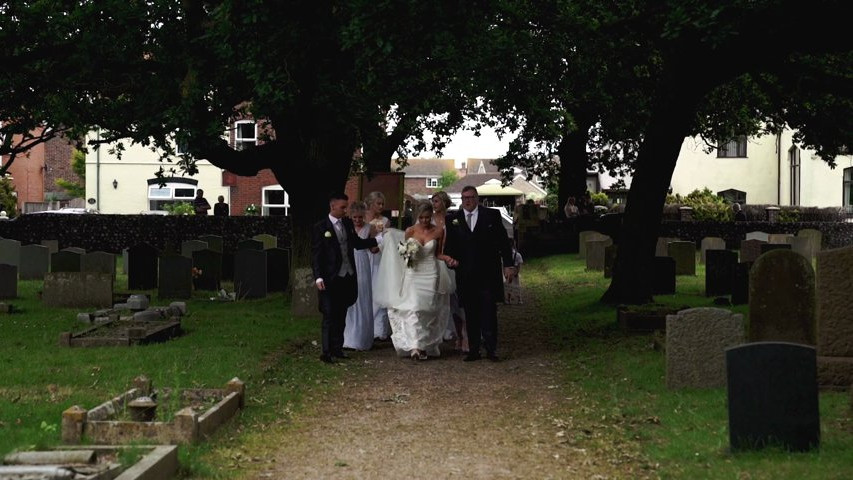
[504,245,524,305]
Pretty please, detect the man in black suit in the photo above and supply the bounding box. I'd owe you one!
[445,185,516,362]
[312,193,379,363]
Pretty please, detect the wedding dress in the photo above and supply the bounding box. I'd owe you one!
[374,229,454,357]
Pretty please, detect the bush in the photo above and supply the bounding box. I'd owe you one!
[245,203,259,216]
[590,192,610,207]
[163,202,195,215]
[667,188,732,222]
[0,176,18,218]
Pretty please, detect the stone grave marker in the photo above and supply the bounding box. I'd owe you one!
[726,342,819,452]
[221,251,235,281]
[585,239,612,272]
[234,249,267,299]
[745,231,769,242]
[253,234,277,250]
[51,250,82,273]
[122,248,129,274]
[667,241,696,276]
[749,249,815,344]
[603,244,617,279]
[0,264,17,299]
[266,247,290,292]
[62,247,86,255]
[291,267,316,316]
[128,243,158,290]
[815,245,853,388]
[760,243,791,255]
[198,235,224,253]
[181,240,208,259]
[578,231,607,259]
[652,256,676,295]
[81,251,116,278]
[706,249,737,297]
[796,229,822,260]
[40,239,59,254]
[19,244,50,280]
[700,237,726,264]
[655,237,679,257]
[192,249,222,292]
[731,262,752,305]
[43,272,113,308]
[158,254,193,299]
[237,239,264,251]
[0,238,21,267]
[666,307,744,389]
[790,237,814,261]
[768,233,793,245]
[739,239,767,263]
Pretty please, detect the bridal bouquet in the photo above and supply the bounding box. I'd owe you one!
[369,218,386,233]
[398,237,420,268]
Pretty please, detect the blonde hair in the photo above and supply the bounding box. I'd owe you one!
[413,200,433,220]
[431,191,451,210]
[349,201,367,215]
[364,191,386,208]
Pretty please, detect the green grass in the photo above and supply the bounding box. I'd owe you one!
[526,254,853,479]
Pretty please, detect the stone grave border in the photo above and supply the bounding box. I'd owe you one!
[59,318,182,347]
[1,445,178,480]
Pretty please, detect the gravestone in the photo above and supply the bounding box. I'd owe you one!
[745,231,769,242]
[237,239,264,251]
[667,241,696,276]
[253,234,277,250]
[705,249,737,297]
[265,247,290,292]
[760,243,791,255]
[291,267,316,316]
[700,237,726,264]
[790,237,814,261]
[726,342,819,452]
[666,307,745,389]
[731,262,752,305]
[796,229,822,261]
[0,238,21,267]
[40,239,59,254]
[51,250,82,273]
[192,249,222,292]
[221,251,235,281]
[0,264,17,299]
[603,244,617,279]
[198,235,224,253]
[578,231,607,259]
[181,240,208,259]
[122,248,129,274]
[81,252,116,278]
[768,234,793,245]
[62,247,86,255]
[815,246,853,388]
[655,237,679,257]
[585,239,612,272]
[19,244,50,280]
[127,244,158,290]
[652,256,676,295]
[43,272,113,308]
[158,254,193,299]
[739,239,767,263]
[749,249,815,345]
[234,249,267,299]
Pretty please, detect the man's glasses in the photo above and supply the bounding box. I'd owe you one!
[461,195,476,200]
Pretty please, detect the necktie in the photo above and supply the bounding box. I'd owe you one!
[335,220,343,241]
[466,213,473,231]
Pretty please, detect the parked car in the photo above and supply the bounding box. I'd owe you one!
[28,208,99,214]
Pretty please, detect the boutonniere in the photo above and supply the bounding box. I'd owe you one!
[452,219,460,226]
[324,231,333,238]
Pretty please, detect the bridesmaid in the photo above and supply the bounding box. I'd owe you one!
[343,201,374,350]
[365,191,391,341]
[431,191,468,353]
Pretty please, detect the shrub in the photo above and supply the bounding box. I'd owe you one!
[590,192,610,206]
[679,188,732,222]
[164,202,195,215]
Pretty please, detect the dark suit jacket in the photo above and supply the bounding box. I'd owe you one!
[311,216,377,289]
[444,206,514,299]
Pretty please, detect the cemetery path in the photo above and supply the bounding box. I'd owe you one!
[235,288,645,479]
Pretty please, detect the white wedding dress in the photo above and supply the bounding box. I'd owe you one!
[374,229,453,357]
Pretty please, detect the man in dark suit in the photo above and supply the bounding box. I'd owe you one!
[312,193,379,363]
[445,185,516,362]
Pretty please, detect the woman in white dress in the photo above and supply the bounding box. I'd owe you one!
[374,201,455,360]
[365,191,392,341]
[343,201,375,350]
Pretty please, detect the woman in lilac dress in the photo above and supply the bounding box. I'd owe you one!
[343,201,374,350]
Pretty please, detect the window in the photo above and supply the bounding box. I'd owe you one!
[789,146,800,206]
[717,136,748,158]
[426,177,438,188]
[147,179,199,211]
[262,185,290,216]
[234,121,257,151]
[843,167,852,208]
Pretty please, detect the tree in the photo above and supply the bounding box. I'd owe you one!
[55,149,86,199]
[437,170,459,190]
[0,175,16,217]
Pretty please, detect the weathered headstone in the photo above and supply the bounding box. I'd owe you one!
[291,267,316,316]
[43,272,113,308]
[0,238,21,267]
[790,237,814,261]
[237,239,264,251]
[585,239,612,272]
[181,240,208,259]
[666,307,745,389]
[726,342,819,452]
[81,252,116,278]
[19,244,50,280]
[731,262,752,305]
[706,249,737,297]
[668,241,696,276]
[796,229,822,261]
[749,249,815,344]
[192,249,222,292]
[815,246,853,388]
[122,248,129,274]
[739,239,767,263]
[51,250,82,273]
[127,244,158,290]
[603,244,618,279]
[760,243,791,255]
[62,247,86,255]
[158,254,193,299]
[40,239,59,254]
[198,235,224,253]
[234,249,267,299]
[655,237,679,257]
[221,251,235,281]
[0,264,17,299]
[253,234,277,250]
[652,256,676,295]
[700,237,726,264]
[745,231,769,242]
[768,233,793,245]
[266,247,290,292]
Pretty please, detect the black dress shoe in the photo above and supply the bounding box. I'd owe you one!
[463,353,481,362]
[319,354,334,363]
[332,352,350,359]
[486,353,501,362]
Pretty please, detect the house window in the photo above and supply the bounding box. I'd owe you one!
[262,185,289,216]
[843,167,852,208]
[789,146,800,206]
[147,179,199,211]
[717,136,748,158]
[234,120,257,151]
[426,178,438,188]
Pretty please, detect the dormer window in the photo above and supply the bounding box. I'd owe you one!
[717,136,747,158]
[234,120,257,151]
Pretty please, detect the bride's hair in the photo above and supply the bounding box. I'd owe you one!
[413,200,433,222]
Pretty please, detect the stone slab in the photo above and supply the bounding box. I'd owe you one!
[666,307,744,389]
[749,250,815,345]
[43,272,113,308]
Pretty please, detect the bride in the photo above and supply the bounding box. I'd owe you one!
[374,201,456,360]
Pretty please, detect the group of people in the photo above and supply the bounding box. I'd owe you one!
[192,189,230,216]
[563,191,595,219]
[312,187,518,364]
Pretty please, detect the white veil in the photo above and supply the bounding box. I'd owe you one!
[373,228,407,308]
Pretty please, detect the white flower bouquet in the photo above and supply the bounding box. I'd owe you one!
[369,218,386,233]
[398,237,420,268]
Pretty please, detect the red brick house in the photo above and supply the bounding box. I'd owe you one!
[395,158,461,200]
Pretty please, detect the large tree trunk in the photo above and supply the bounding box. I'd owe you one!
[556,117,593,211]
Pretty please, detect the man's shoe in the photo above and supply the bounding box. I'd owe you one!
[486,353,501,362]
[332,352,350,359]
[463,353,481,362]
[319,354,334,364]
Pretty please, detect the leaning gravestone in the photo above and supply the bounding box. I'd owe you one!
[668,241,696,276]
[51,250,82,273]
[0,264,17,299]
[585,239,612,272]
[237,239,264,251]
[739,239,766,263]
[181,240,208,259]
[731,262,752,305]
[726,342,819,452]
[652,256,676,295]
[655,237,679,257]
[0,238,21,267]
[198,235,224,253]
[700,237,726,264]
[265,247,290,292]
[192,249,222,292]
[62,247,86,255]
[796,229,822,261]
[749,249,815,345]
[19,244,50,280]
[603,244,618,279]
[666,307,744,389]
[815,245,853,388]
[291,267,316,316]
[760,243,791,255]
[127,243,158,290]
[253,234,277,250]
[234,249,267,299]
[745,231,769,242]
[705,249,737,297]
[158,254,193,299]
[40,239,59,254]
[43,272,113,308]
[81,251,116,278]
[768,233,793,245]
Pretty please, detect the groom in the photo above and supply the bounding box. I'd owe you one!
[445,185,516,362]
[312,193,378,363]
